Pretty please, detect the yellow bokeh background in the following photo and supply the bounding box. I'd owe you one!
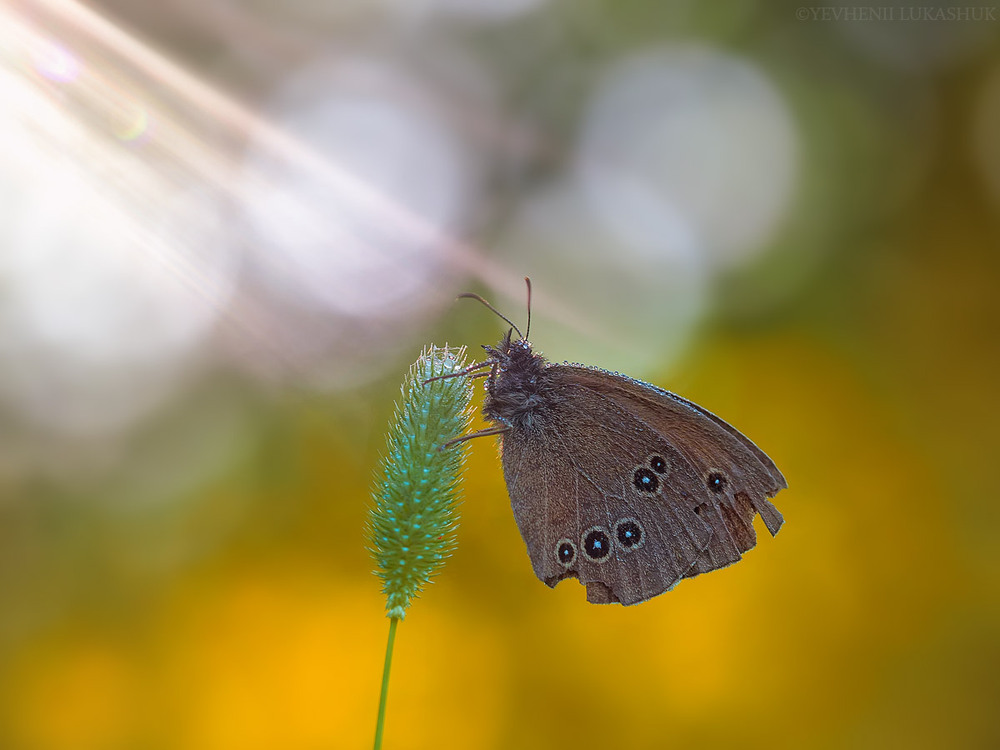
[2,2,1000,749]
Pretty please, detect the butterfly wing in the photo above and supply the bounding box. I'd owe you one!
[500,411,712,605]
[499,364,786,605]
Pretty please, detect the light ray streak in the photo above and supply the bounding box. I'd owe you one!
[19,0,506,278]
[3,0,600,358]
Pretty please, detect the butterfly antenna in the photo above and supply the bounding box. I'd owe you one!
[524,277,532,341]
[457,292,523,338]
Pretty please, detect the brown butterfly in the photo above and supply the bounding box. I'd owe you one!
[439,279,787,605]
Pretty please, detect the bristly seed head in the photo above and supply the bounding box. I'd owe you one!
[367,345,474,619]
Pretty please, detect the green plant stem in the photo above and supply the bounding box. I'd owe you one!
[373,616,399,750]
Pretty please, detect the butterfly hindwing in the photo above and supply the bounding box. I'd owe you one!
[498,364,786,604]
[553,366,786,584]
[500,378,717,604]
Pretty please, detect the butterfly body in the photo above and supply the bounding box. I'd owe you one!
[480,329,787,605]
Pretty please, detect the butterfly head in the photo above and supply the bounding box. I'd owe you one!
[483,328,536,371]
[481,329,550,428]
[458,278,534,371]
[456,279,550,427]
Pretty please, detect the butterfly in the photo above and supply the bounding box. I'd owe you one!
[438,279,786,605]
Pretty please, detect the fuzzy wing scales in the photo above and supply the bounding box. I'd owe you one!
[552,366,787,585]
[499,381,716,605]
[498,364,787,604]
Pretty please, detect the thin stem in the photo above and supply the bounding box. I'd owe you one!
[373,616,399,750]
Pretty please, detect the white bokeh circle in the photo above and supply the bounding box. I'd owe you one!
[576,45,799,272]
[241,56,476,322]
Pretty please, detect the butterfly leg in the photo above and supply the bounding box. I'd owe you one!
[439,425,509,450]
[422,359,492,385]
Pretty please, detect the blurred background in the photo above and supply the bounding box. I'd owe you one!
[1,0,999,747]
